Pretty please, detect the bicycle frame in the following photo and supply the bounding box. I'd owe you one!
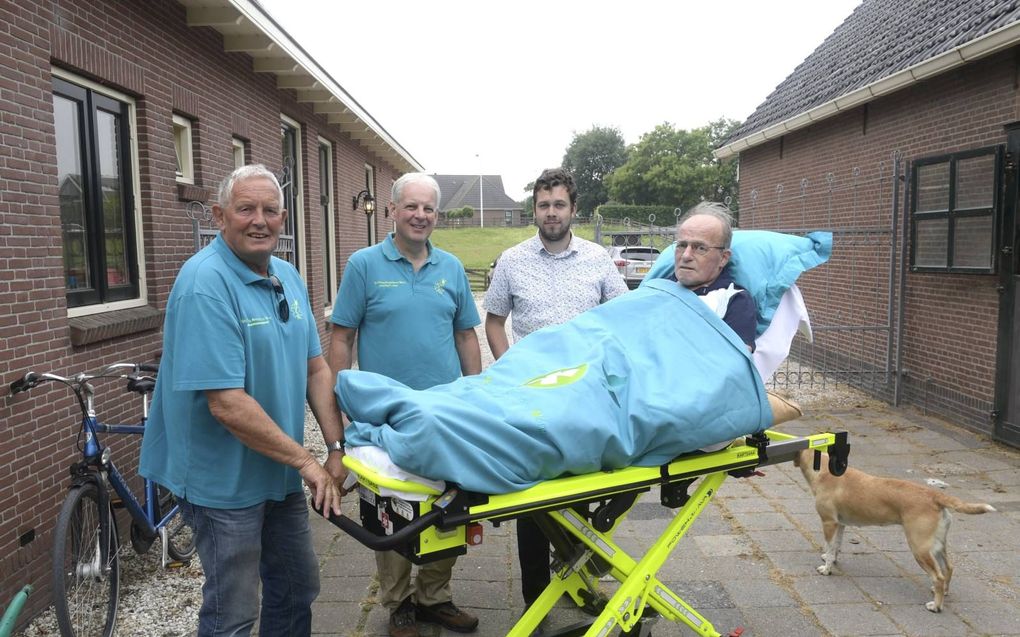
[76,380,183,568]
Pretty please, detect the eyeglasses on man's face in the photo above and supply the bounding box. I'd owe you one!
[269,275,289,322]
[676,240,726,257]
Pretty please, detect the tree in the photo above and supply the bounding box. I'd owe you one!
[521,181,535,220]
[605,119,740,214]
[443,206,474,226]
[561,126,628,216]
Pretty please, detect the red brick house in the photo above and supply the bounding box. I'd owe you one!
[0,0,420,621]
[717,0,1020,447]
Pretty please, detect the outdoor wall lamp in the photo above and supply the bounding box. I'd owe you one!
[352,189,375,215]
[353,189,375,245]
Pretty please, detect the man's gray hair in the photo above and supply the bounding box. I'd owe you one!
[217,164,285,208]
[392,172,441,206]
[679,201,735,248]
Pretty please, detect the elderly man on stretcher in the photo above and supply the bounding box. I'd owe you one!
[327,221,843,636]
[334,222,831,495]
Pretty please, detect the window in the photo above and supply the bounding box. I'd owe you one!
[53,74,140,308]
[504,209,512,226]
[364,163,376,245]
[319,139,336,308]
[910,146,1001,273]
[279,116,303,270]
[232,136,247,169]
[172,114,194,183]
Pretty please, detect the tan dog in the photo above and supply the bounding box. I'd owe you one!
[794,449,995,612]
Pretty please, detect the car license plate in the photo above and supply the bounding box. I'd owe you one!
[635,266,649,274]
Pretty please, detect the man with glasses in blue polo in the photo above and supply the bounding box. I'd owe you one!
[141,164,346,637]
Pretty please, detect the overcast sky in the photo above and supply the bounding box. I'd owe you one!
[257,0,862,200]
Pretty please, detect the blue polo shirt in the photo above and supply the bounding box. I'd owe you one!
[140,234,320,508]
[331,233,480,390]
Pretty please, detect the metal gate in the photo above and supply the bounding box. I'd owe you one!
[593,157,905,402]
[743,157,903,402]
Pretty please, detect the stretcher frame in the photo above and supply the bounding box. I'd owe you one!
[324,429,850,637]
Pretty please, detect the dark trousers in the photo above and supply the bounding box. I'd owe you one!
[517,515,551,605]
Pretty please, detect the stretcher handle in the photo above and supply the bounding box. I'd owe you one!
[312,505,443,551]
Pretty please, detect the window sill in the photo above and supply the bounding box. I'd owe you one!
[177,182,210,203]
[69,305,163,346]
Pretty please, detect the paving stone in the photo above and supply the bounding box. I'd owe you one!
[791,575,870,604]
[811,602,901,636]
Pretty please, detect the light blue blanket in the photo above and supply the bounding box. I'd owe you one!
[338,279,771,494]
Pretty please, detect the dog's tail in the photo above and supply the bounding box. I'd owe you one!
[935,492,996,515]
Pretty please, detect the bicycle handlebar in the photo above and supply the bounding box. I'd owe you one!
[9,363,159,395]
[9,372,40,395]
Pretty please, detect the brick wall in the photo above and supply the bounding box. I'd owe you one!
[0,0,406,622]
[737,49,1017,434]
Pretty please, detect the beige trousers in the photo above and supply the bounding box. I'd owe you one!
[375,550,457,610]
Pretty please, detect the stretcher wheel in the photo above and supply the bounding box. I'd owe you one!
[828,451,848,476]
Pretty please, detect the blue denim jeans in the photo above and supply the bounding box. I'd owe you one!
[181,492,320,637]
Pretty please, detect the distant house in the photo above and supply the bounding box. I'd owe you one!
[432,174,525,227]
[716,0,1020,447]
[0,0,420,623]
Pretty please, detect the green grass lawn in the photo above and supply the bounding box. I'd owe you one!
[430,224,602,270]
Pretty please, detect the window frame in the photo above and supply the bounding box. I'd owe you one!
[52,69,147,315]
[280,114,305,274]
[364,163,377,244]
[172,114,194,184]
[232,136,247,169]
[909,145,1002,274]
[318,137,337,312]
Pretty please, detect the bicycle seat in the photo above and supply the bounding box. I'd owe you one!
[126,377,155,394]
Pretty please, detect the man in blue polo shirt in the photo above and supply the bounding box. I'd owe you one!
[141,164,345,637]
[329,172,481,637]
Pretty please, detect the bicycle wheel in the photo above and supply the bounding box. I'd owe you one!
[156,484,196,562]
[52,482,120,637]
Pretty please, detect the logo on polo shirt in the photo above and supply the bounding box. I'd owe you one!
[434,278,447,295]
[523,364,588,388]
[290,299,303,320]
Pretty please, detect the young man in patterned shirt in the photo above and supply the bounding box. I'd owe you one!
[482,167,626,612]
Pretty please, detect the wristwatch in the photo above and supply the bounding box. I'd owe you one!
[327,440,345,454]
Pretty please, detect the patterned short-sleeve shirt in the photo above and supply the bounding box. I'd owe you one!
[483,233,628,343]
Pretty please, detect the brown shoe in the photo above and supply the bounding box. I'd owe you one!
[416,601,479,633]
[389,597,420,637]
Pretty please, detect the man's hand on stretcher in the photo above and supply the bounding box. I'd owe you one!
[300,455,346,517]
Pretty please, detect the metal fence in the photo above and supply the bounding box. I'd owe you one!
[591,157,905,403]
[743,156,903,401]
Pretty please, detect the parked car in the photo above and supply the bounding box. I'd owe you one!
[607,245,661,289]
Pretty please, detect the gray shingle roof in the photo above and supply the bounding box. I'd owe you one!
[726,0,1020,146]
[431,175,522,211]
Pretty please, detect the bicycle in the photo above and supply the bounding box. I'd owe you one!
[10,363,196,637]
